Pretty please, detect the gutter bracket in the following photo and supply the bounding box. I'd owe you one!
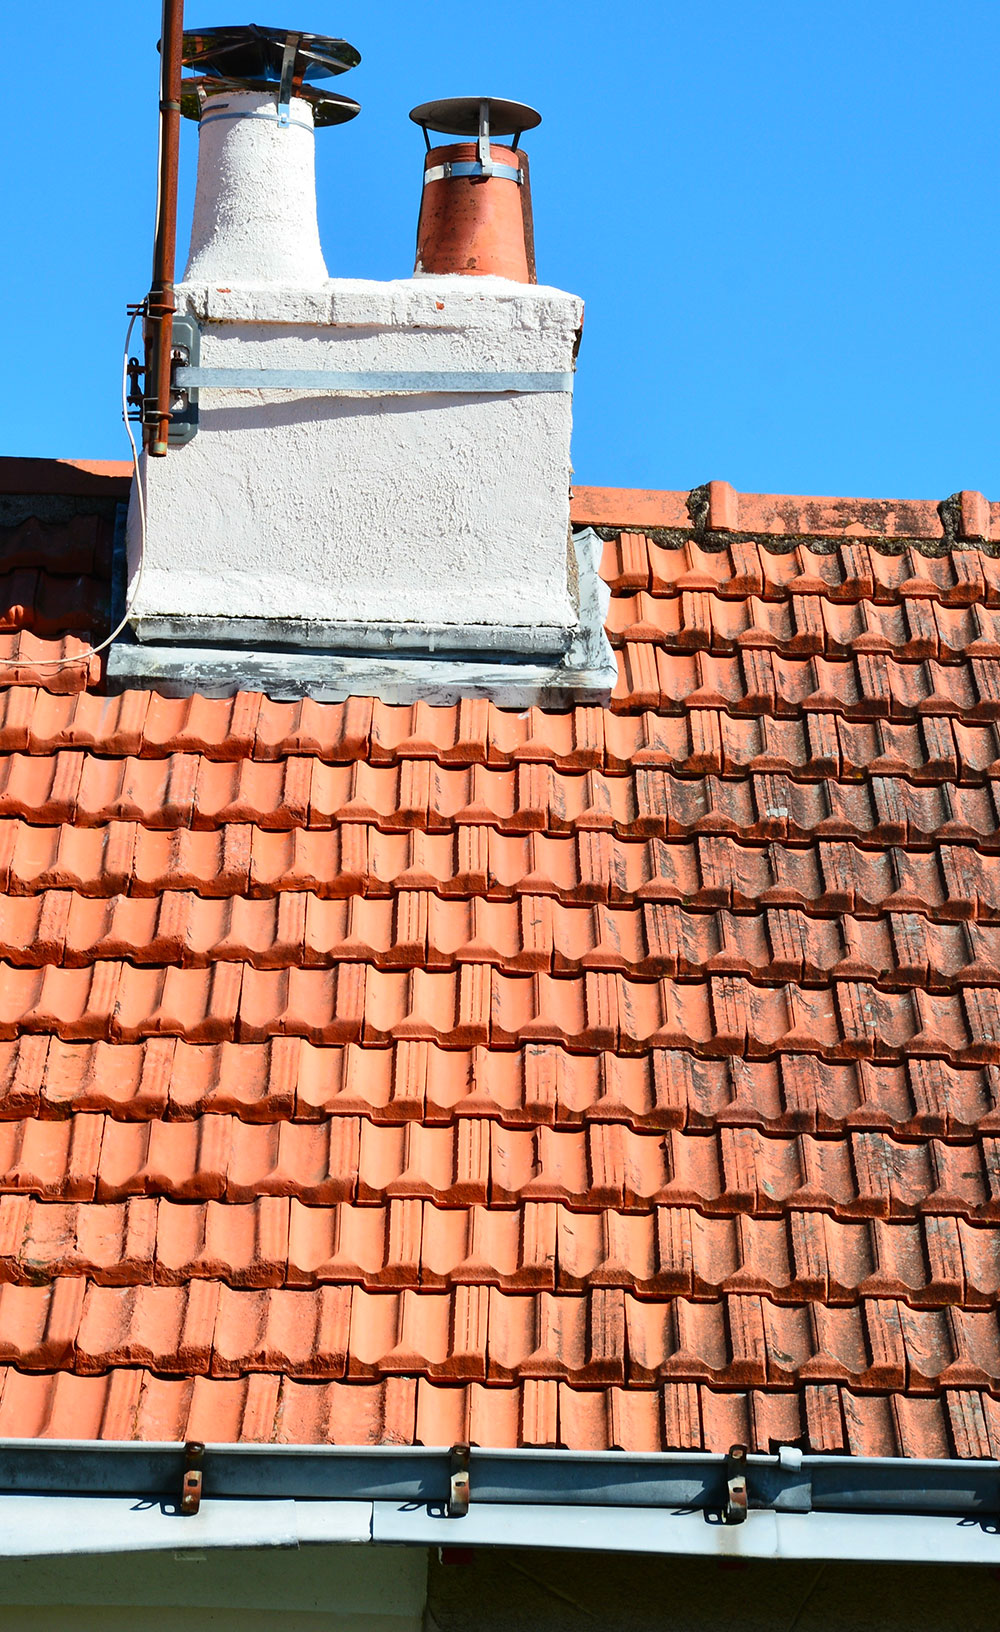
[180,1441,204,1515]
[724,1444,748,1525]
[448,1444,471,1518]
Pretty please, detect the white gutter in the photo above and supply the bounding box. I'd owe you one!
[0,1496,995,1566]
[0,1496,369,1556]
[375,1501,1000,1565]
[0,1441,995,1565]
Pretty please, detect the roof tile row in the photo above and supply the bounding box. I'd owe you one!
[3,1197,997,1307]
[2,889,1000,990]
[607,590,1000,664]
[5,961,1000,1057]
[8,825,1000,927]
[0,1278,996,1387]
[13,692,1000,778]
[14,701,1000,787]
[0,633,98,693]
[0,694,614,769]
[3,1114,998,1217]
[613,646,1000,717]
[0,1037,993,1135]
[0,954,982,1066]
[599,531,1000,607]
[14,758,1000,845]
[4,1363,998,1457]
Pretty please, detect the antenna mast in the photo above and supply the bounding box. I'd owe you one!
[146,0,185,457]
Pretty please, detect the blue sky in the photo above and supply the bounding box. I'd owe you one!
[3,1,998,499]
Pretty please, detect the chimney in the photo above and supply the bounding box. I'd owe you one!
[410,97,539,281]
[116,36,615,705]
[180,26,360,284]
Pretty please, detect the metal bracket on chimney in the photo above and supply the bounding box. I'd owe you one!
[276,32,301,127]
[165,315,200,447]
[476,97,494,179]
[173,365,573,398]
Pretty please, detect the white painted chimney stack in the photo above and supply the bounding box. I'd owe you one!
[117,48,615,704]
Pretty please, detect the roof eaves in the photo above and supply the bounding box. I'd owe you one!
[0,1442,996,1564]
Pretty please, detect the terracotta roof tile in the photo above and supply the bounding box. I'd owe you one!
[1,477,999,1451]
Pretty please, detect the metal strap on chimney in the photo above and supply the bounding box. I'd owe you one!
[173,367,574,394]
[424,160,524,184]
[199,109,315,131]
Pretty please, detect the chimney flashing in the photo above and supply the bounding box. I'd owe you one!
[106,527,616,705]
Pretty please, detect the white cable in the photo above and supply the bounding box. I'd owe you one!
[0,308,148,671]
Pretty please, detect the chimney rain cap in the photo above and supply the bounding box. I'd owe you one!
[181,24,360,81]
[179,24,361,126]
[409,96,541,142]
[180,77,360,125]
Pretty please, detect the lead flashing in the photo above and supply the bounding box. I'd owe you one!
[108,528,616,704]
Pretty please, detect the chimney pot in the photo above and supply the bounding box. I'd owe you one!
[184,88,330,286]
[410,97,541,283]
[416,143,536,281]
[179,26,360,286]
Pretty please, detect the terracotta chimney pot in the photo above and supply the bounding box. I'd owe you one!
[416,143,536,281]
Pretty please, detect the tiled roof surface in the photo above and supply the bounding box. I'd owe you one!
[1,459,999,1459]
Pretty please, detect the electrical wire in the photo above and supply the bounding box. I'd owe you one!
[0,307,148,671]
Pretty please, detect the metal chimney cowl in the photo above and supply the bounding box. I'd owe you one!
[122,79,614,703]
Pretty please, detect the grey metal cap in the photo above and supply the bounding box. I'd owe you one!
[408,96,541,139]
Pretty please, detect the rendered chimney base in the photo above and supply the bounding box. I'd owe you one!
[107,523,615,705]
[114,275,616,703]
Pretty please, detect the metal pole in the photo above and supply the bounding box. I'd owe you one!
[146,0,184,456]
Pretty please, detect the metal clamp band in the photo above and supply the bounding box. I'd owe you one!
[174,367,574,395]
[424,160,522,185]
[199,109,313,131]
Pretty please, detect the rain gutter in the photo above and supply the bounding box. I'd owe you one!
[0,1441,995,1564]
